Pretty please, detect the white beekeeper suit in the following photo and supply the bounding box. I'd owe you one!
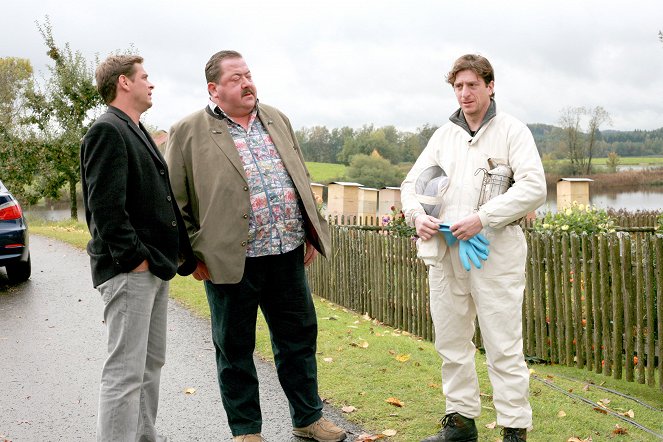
[401,101,546,430]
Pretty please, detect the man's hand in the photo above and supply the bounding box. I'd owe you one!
[192,260,211,281]
[414,214,443,240]
[450,214,483,241]
[131,259,149,272]
[304,239,318,267]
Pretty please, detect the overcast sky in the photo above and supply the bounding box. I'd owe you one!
[4,0,663,133]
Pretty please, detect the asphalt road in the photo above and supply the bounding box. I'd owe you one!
[0,235,364,441]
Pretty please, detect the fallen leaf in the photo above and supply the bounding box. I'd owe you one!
[593,407,608,414]
[386,397,404,407]
[323,357,334,363]
[342,405,356,413]
[395,354,411,362]
[557,410,567,418]
[356,433,384,441]
[485,421,497,429]
[388,349,396,355]
[362,313,371,321]
[582,384,590,391]
[599,398,611,405]
[184,387,196,395]
[612,424,628,435]
[383,429,397,437]
[360,341,369,348]
[623,409,635,418]
[428,383,440,389]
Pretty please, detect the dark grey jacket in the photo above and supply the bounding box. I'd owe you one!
[81,106,196,287]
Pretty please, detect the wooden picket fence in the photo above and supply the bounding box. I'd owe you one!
[306,225,663,391]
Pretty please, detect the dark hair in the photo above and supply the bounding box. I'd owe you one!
[205,50,243,84]
[95,55,143,104]
[446,54,495,98]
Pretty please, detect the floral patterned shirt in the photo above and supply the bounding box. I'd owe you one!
[210,102,305,257]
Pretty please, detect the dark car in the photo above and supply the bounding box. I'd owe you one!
[0,180,30,283]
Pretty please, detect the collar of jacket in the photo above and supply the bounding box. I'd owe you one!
[205,100,260,123]
[449,99,497,137]
[106,105,164,165]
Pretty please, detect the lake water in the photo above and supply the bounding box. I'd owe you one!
[540,188,663,214]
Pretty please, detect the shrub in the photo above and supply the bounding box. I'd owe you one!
[382,206,416,238]
[534,201,616,234]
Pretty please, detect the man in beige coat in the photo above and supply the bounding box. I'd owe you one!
[166,50,345,442]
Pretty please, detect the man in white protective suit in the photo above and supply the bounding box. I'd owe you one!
[400,54,546,442]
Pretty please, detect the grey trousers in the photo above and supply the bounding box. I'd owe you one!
[96,271,169,442]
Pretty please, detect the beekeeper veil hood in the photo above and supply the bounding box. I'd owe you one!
[414,165,449,217]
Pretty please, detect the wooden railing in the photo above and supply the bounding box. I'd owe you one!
[307,225,663,391]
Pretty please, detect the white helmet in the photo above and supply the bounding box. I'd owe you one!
[414,165,449,217]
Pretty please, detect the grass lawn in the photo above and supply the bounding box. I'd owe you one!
[29,220,663,441]
[305,161,346,183]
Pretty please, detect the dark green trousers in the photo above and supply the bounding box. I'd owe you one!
[204,245,322,436]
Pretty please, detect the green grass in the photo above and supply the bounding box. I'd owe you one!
[29,221,663,441]
[590,156,663,166]
[305,161,346,183]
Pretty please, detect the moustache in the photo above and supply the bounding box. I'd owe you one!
[241,88,255,97]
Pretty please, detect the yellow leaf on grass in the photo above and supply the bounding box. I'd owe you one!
[557,410,567,418]
[356,433,384,441]
[385,397,404,407]
[485,421,497,429]
[395,354,411,362]
[342,406,356,413]
[184,388,196,395]
[360,341,369,348]
[323,357,334,363]
[383,429,397,437]
[623,409,635,418]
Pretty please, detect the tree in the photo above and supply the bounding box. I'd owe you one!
[606,151,621,173]
[558,106,611,175]
[336,125,401,165]
[558,106,586,174]
[0,58,40,196]
[26,17,103,219]
[585,106,611,173]
[344,154,403,189]
[0,57,34,132]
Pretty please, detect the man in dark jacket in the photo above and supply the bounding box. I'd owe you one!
[80,54,196,442]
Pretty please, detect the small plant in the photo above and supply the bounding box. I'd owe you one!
[534,201,616,235]
[314,193,326,217]
[383,206,416,238]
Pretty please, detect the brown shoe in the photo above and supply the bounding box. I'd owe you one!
[232,434,266,442]
[293,417,347,441]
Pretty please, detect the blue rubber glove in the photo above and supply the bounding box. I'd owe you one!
[438,224,457,246]
[459,233,490,271]
[468,233,490,256]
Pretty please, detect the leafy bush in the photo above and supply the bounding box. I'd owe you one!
[534,201,616,234]
[382,206,416,238]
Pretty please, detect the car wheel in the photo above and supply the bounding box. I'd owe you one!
[6,254,31,283]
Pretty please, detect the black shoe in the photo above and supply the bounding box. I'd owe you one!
[501,427,527,442]
[420,413,478,442]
